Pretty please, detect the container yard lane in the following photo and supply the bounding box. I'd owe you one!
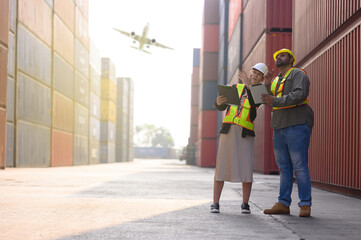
[1,159,361,240]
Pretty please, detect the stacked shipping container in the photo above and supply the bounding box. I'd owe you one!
[197,0,219,167]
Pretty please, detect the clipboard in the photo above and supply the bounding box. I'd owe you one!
[249,84,268,104]
[217,85,240,105]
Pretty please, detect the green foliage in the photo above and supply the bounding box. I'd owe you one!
[135,124,174,148]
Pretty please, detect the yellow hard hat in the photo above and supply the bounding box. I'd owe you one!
[273,48,296,64]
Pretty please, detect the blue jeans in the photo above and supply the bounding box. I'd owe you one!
[273,124,312,207]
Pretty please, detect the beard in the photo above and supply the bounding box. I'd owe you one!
[276,58,293,67]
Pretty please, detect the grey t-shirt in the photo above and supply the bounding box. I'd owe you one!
[271,68,314,129]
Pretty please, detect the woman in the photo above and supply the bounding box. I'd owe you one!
[211,63,269,214]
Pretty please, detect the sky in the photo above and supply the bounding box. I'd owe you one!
[89,0,205,148]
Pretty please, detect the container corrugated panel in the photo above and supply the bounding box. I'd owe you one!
[265,32,292,70]
[191,85,199,106]
[101,58,116,83]
[89,140,99,164]
[90,66,101,97]
[202,25,219,52]
[16,120,50,167]
[90,40,101,72]
[74,103,89,137]
[89,116,100,141]
[75,71,89,107]
[227,16,241,83]
[9,0,16,33]
[90,92,100,119]
[197,138,217,167]
[293,0,361,64]
[198,110,217,139]
[53,91,73,132]
[115,144,127,162]
[54,0,75,33]
[75,0,89,22]
[73,135,88,165]
[8,32,15,77]
[6,77,14,122]
[53,14,74,66]
[100,142,115,163]
[192,67,199,86]
[219,0,229,38]
[218,29,228,77]
[75,7,89,50]
[266,0,292,31]
[200,52,218,81]
[17,73,51,126]
[0,108,5,168]
[75,39,89,78]
[43,0,53,8]
[100,120,116,143]
[17,25,51,86]
[301,25,361,190]
[242,0,266,61]
[0,0,9,45]
[193,48,200,67]
[100,100,116,123]
[0,46,8,107]
[199,81,217,111]
[6,122,14,167]
[189,124,198,145]
[51,129,73,166]
[228,0,242,41]
[203,0,219,24]
[53,53,74,99]
[241,33,266,72]
[18,0,52,46]
[101,78,117,102]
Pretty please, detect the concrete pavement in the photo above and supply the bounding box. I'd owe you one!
[1,159,360,240]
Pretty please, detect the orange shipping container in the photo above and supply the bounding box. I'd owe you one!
[0,0,9,45]
[18,0,52,46]
[52,129,73,166]
[53,91,74,133]
[53,14,74,66]
[228,0,243,41]
[54,0,75,33]
[100,100,116,123]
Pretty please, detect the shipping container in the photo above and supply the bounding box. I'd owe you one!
[53,52,74,99]
[89,140,99,164]
[191,85,199,107]
[51,129,73,166]
[18,0,52,46]
[218,33,228,82]
[228,0,242,41]
[0,108,5,168]
[9,0,16,33]
[53,91,73,132]
[101,78,117,102]
[53,14,74,66]
[293,0,361,64]
[100,142,115,163]
[197,138,217,167]
[74,103,89,137]
[101,58,116,83]
[16,120,50,167]
[43,0,53,8]
[6,77,14,122]
[89,116,100,141]
[74,135,88,165]
[200,52,218,81]
[54,0,75,33]
[100,99,116,123]
[227,16,241,83]
[193,48,200,67]
[7,32,15,77]
[75,0,89,24]
[202,25,219,52]
[192,66,200,86]
[198,110,217,139]
[0,45,8,107]
[75,39,89,78]
[17,25,52,86]
[17,73,51,126]
[203,0,219,24]
[6,122,14,167]
[189,125,198,145]
[100,120,116,143]
[74,71,89,107]
[90,92,100,119]
[198,81,217,111]
[89,40,101,72]
[90,66,101,97]
[75,7,89,50]
[0,0,10,45]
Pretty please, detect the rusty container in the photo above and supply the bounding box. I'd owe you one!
[52,129,73,166]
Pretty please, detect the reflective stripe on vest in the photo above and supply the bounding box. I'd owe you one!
[270,68,309,111]
[222,84,254,130]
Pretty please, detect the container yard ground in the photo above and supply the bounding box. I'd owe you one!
[1,159,361,240]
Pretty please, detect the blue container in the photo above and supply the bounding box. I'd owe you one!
[199,81,218,111]
[193,48,200,67]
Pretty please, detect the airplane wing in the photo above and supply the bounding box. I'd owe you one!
[113,28,141,41]
[146,39,174,50]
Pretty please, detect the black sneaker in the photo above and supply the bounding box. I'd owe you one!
[210,203,220,213]
[241,203,251,214]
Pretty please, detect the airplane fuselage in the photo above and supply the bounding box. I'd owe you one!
[139,24,150,50]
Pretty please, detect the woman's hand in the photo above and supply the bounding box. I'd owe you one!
[238,70,251,87]
[216,95,227,106]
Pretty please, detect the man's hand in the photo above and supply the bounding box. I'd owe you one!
[261,94,274,106]
[264,69,274,86]
[216,95,227,106]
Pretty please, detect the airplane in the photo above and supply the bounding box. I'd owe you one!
[113,23,174,54]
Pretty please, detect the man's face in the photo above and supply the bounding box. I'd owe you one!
[275,52,293,67]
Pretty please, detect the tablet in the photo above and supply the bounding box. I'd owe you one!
[249,84,268,104]
[217,85,240,105]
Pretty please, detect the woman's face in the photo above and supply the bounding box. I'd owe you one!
[249,69,264,85]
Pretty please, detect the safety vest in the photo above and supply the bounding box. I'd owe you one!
[270,68,309,111]
[222,84,254,130]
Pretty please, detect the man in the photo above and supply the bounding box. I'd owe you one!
[261,49,314,217]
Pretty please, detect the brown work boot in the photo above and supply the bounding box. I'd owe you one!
[263,202,290,215]
[299,206,311,217]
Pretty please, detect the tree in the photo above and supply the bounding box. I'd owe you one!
[135,124,174,148]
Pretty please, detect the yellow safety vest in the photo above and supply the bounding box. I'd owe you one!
[270,68,309,111]
[222,84,254,131]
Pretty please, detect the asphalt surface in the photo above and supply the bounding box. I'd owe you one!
[1,159,361,240]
